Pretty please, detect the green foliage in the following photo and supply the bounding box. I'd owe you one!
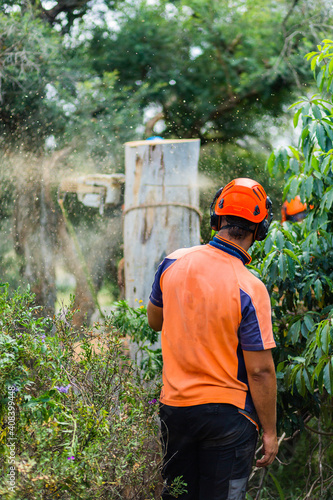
[167,475,188,498]
[245,39,333,499]
[3,0,330,153]
[109,300,163,381]
[0,10,65,150]
[0,286,163,499]
[0,8,145,162]
[87,0,332,142]
[253,39,333,433]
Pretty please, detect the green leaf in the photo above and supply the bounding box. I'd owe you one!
[262,250,276,275]
[320,323,330,354]
[326,72,333,92]
[321,120,333,140]
[321,154,332,175]
[325,189,333,210]
[304,314,315,333]
[286,254,296,280]
[316,67,325,90]
[266,151,276,174]
[288,320,301,343]
[301,124,310,139]
[296,367,305,396]
[312,104,322,120]
[329,56,333,75]
[305,175,313,198]
[289,158,299,173]
[264,235,273,254]
[323,360,333,395]
[311,55,318,71]
[313,358,326,380]
[303,368,313,392]
[283,248,301,265]
[276,231,285,251]
[293,108,302,128]
[267,471,285,500]
[316,123,326,150]
[278,252,287,280]
[313,278,323,302]
[277,361,286,372]
[289,176,300,199]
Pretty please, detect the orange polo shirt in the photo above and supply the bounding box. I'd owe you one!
[149,236,276,412]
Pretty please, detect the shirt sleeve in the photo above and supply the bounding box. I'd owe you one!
[239,287,275,351]
[149,258,176,308]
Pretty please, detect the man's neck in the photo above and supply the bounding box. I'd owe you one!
[217,230,253,252]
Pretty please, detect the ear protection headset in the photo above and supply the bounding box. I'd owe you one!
[210,187,223,232]
[253,196,273,241]
[210,178,273,241]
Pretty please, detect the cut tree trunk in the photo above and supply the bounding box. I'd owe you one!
[123,138,201,308]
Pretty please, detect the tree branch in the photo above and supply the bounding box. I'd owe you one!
[39,0,90,25]
[144,112,164,137]
[305,423,333,437]
[208,87,260,122]
[282,0,300,34]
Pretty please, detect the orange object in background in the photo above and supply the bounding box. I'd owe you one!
[281,196,310,222]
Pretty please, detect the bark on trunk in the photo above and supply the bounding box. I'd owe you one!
[123,138,201,308]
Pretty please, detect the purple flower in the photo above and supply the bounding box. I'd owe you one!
[148,398,157,405]
[55,385,71,394]
[67,456,75,460]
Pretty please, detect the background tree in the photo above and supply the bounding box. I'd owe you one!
[87,0,333,143]
[0,5,144,317]
[248,38,333,499]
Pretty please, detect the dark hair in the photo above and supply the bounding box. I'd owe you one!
[220,216,256,240]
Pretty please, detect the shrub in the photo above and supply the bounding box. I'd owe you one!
[0,284,162,499]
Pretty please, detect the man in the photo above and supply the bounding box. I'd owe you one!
[281,195,309,223]
[147,178,278,500]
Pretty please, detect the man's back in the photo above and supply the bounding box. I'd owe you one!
[150,237,274,410]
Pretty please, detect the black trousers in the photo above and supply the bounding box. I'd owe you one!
[159,403,258,500]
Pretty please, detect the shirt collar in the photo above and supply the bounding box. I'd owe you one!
[208,235,252,265]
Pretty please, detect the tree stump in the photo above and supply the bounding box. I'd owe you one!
[123,138,201,308]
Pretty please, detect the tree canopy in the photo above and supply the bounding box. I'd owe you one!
[1,0,333,158]
[83,0,333,143]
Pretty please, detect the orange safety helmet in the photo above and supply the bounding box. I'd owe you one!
[210,178,273,241]
[281,196,309,223]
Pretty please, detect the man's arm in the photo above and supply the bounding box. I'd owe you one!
[243,349,278,467]
[147,300,163,332]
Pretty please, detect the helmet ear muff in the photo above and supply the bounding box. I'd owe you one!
[210,187,223,230]
[254,196,273,241]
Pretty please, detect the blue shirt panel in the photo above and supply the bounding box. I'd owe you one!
[239,289,264,351]
[149,258,176,307]
[236,344,254,412]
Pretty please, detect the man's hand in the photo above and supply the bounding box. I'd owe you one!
[256,431,279,467]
